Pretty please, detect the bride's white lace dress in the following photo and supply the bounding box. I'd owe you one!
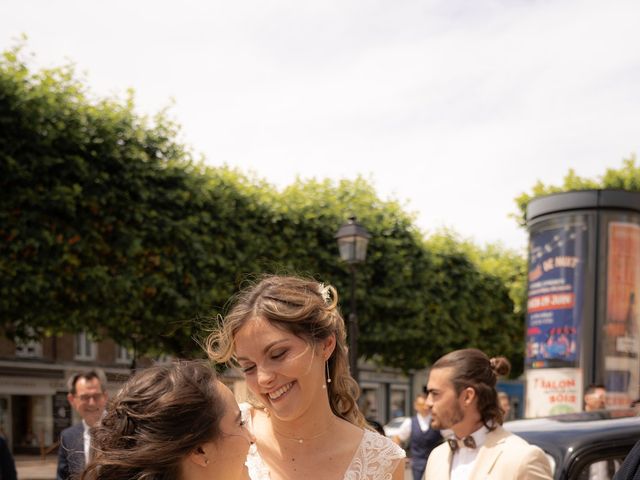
[242,405,405,480]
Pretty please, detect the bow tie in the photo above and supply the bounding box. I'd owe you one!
[447,436,477,451]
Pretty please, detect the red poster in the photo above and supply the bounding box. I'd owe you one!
[604,222,640,408]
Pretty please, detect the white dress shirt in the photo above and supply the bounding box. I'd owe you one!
[449,425,490,480]
[82,420,90,463]
[396,413,431,443]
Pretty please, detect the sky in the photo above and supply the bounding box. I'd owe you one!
[2,0,639,251]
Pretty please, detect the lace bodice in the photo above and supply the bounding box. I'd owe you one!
[242,405,406,480]
[342,429,406,480]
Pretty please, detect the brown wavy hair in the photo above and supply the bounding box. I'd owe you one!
[81,361,225,480]
[206,275,367,429]
[432,348,510,429]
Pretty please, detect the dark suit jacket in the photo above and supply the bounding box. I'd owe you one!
[615,439,640,480]
[57,423,86,480]
[0,436,17,480]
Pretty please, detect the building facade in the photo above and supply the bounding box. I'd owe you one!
[0,332,139,455]
[358,362,414,425]
[0,332,415,454]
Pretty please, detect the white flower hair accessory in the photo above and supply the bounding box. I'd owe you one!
[318,283,331,304]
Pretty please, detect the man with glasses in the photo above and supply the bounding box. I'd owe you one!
[56,370,108,480]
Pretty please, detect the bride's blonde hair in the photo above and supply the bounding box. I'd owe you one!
[206,274,367,428]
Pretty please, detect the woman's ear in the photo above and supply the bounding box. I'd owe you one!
[322,334,336,360]
[187,446,209,467]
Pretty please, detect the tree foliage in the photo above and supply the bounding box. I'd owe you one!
[426,230,527,374]
[514,155,639,227]
[1,46,525,374]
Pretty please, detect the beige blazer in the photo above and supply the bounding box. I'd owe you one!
[423,425,552,480]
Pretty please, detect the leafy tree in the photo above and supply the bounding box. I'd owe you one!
[272,178,440,370]
[425,232,524,374]
[261,180,521,374]
[514,155,638,226]
[0,44,228,357]
[1,45,524,374]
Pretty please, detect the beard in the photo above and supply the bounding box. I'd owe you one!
[431,402,465,430]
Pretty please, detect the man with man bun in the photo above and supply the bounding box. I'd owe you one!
[423,348,552,480]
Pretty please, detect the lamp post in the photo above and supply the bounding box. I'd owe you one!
[335,216,370,384]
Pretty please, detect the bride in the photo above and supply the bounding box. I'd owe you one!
[207,275,405,480]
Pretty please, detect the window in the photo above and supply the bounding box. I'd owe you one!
[74,332,96,360]
[577,458,623,480]
[390,388,409,418]
[15,328,42,358]
[154,353,174,365]
[574,449,628,480]
[115,345,134,365]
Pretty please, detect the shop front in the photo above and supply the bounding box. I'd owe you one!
[0,364,64,454]
[0,359,128,454]
[359,363,412,424]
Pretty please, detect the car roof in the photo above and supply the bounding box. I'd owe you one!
[506,409,640,443]
[506,409,640,434]
[505,409,640,477]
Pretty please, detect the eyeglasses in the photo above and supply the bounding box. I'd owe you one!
[75,393,105,403]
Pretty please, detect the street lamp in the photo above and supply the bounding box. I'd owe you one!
[335,216,370,384]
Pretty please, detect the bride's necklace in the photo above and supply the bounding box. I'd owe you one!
[271,422,334,445]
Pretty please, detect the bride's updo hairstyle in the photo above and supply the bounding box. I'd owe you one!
[81,361,225,480]
[207,275,367,429]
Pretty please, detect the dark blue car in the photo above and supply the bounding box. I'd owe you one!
[504,409,640,480]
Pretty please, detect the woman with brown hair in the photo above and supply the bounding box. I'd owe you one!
[81,360,254,480]
[206,275,405,480]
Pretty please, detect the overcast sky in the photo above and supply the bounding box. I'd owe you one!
[2,0,639,251]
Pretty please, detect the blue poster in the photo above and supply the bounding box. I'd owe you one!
[526,222,587,368]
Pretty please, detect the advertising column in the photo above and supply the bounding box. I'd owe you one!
[525,219,588,417]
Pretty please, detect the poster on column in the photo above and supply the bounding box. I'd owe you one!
[604,222,640,409]
[526,222,588,369]
[526,368,582,417]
